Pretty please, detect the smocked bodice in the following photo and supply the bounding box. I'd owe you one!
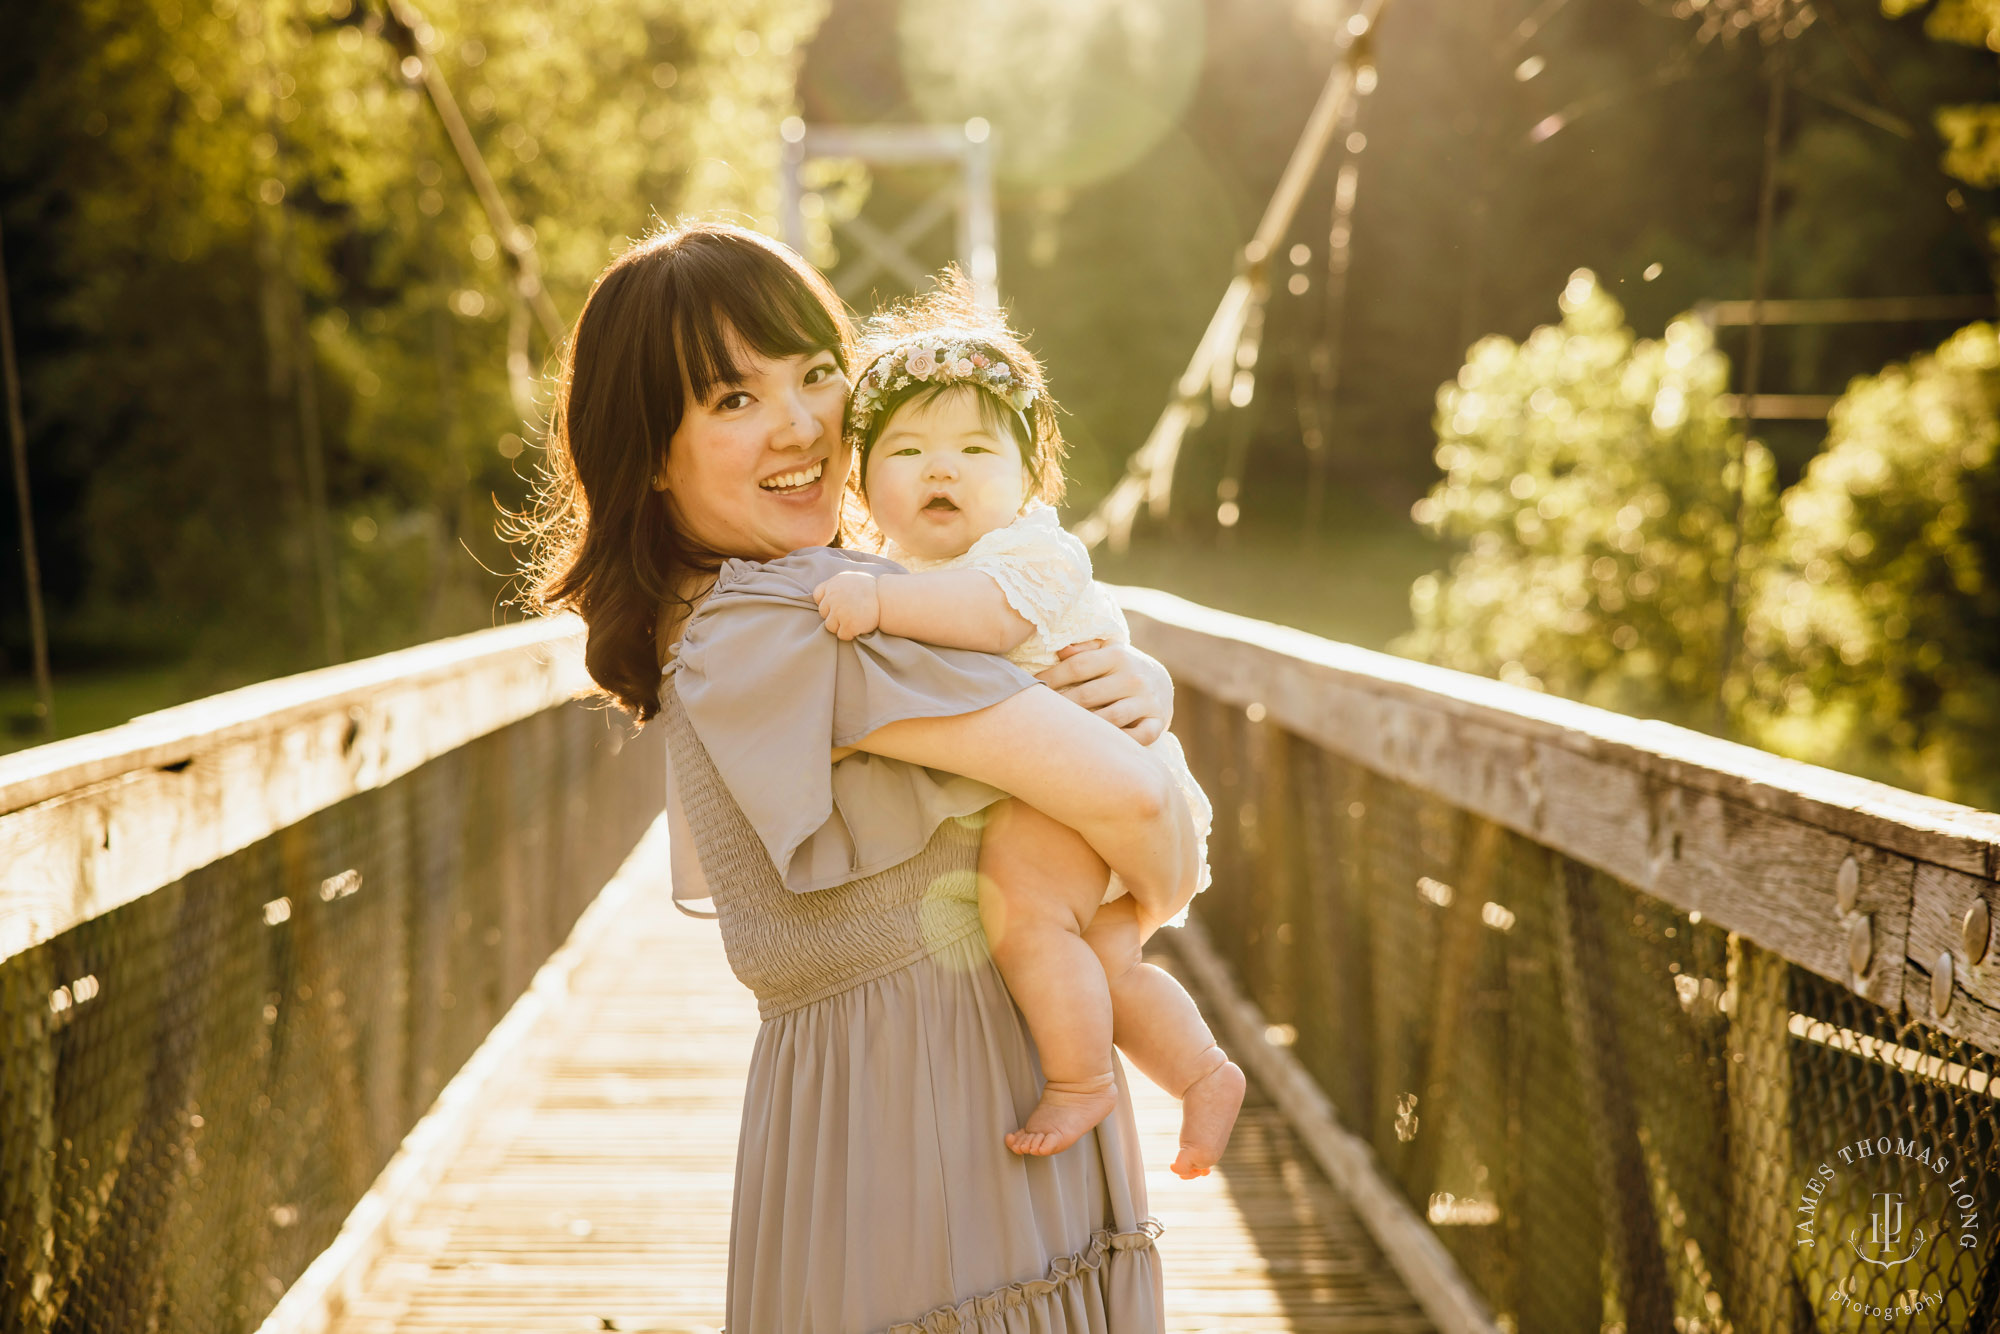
[661,687,986,1020]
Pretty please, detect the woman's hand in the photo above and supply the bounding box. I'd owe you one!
[1035,640,1174,745]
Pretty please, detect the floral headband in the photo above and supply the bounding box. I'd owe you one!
[845,331,1038,451]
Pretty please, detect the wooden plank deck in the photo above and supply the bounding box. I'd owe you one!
[323,843,1433,1334]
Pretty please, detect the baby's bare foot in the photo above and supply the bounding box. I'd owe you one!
[1005,1073,1119,1157]
[1171,1058,1245,1179]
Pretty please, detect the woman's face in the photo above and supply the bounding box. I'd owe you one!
[662,336,851,561]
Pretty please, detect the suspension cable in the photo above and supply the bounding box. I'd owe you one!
[1072,0,1390,551]
[376,0,566,352]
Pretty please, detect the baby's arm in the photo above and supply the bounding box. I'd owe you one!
[812,568,1033,653]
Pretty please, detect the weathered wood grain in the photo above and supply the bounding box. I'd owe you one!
[1904,861,2000,1052]
[1724,936,1800,1334]
[1116,590,2000,879]
[0,619,592,962]
[298,842,1436,1332]
[1118,587,1994,1013]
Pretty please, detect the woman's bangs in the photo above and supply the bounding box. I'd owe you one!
[670,239,848,403]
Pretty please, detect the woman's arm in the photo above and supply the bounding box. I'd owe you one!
[1037,640,1174,745]
[849,687,1198,924]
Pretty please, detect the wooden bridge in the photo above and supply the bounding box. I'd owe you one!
[4,590,1999,1334]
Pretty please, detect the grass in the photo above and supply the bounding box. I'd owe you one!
[1091,497,1446,653]
[0,663,205,758]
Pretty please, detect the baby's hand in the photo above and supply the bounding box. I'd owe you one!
[812,570,881,640]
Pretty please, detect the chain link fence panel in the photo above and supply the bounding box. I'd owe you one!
[0,701,661,1334]
[1175,684,2000,1334]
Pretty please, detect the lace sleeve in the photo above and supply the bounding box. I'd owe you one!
[960,506,1095,645]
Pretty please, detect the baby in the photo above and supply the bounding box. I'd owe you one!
[812,283,1244,1179]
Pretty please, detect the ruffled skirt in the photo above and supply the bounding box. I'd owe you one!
[727,924,1165,1333]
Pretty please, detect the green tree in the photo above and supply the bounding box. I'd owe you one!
[1740,322,2000,808]
[1883,0,2000,198]
[2,0,823,680]
[1396,271,1776,729]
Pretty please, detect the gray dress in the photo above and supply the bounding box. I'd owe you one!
[662,547,1166,1333]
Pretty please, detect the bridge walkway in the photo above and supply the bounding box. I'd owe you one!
[322,830,1434,1334]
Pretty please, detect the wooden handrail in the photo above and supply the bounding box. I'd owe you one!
[1114,585,2000,1055]
[0,617,594,962]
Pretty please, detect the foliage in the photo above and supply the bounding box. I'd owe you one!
[1,0,822,679]
[1396,271,1775,730]
[1884,0,2000,195]
[1739,323,2000,809]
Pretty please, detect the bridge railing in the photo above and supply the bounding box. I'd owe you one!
[0,621,663,1334]
[1123,587,2000,1334]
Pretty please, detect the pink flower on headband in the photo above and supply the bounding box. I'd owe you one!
[844,332,1040,451]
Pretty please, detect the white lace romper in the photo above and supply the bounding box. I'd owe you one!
[887,502,1214,916]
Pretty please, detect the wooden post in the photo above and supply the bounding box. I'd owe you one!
[1250,719,1302,1027]
[1549,857,1675,1333]
[0,215,55,736]
[1505,845,1600,1332]
[1,949,56,1333]
[1725,932,1799,1334]
[1408,817,1504,1201]
[1290,745,1346,1108]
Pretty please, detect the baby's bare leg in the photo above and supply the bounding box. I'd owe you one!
[1086,897,1246,1179]
[978,799,1119,1157]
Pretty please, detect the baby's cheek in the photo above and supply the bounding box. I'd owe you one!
[867,472,920,537]
[972,475,1023,519]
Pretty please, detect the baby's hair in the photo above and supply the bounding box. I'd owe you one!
[845,270,1067,519]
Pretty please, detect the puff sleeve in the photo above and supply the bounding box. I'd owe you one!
[665,546,1039,894]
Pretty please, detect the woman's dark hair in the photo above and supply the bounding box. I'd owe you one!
[844,271,1067,545]
[517,221,855,721]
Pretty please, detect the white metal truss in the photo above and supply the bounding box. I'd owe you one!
[779,122,998,310]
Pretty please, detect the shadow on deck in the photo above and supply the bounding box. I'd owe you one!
[319,822,1433,1334]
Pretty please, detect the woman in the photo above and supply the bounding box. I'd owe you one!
[525,221,1197,1331]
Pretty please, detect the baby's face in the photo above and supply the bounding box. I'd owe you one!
[864,387,1029,561]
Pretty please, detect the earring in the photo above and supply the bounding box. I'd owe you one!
[651,472,669,492]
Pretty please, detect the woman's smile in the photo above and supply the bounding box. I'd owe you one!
[759,457,827,496]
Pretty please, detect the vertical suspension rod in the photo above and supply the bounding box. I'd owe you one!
[0,217,55,736]
[1716,33,1790,732]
